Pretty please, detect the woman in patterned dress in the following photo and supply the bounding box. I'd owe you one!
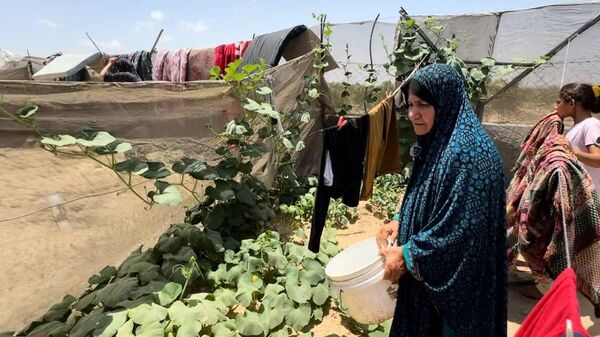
[376,64,507,337]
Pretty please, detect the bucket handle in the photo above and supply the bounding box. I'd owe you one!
[337,288,350,312]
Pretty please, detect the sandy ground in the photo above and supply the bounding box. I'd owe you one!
[0,147,193,331]
[0,147,598,335]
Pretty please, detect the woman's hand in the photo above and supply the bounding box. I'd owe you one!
[380,244,407,283]
[376,220,399,252]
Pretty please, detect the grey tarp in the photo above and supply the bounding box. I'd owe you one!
[241,25,308,67]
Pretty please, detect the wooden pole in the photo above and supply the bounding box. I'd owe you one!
[150,29,164,54]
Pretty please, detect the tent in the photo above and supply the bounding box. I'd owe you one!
[0,49,47,80]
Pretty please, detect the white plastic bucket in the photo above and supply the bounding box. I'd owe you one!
[325,237,398,324]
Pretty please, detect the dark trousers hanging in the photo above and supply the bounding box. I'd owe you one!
[308,115,369,252]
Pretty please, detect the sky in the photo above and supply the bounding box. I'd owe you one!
[0,0,597,56]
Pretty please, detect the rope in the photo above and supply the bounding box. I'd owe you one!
[0,181,150,224]
[558,172,572,268]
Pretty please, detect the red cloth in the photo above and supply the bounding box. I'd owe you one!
[214,43,236,74]
[515,268,589,337]
[240,40,250,57]
[214,40,252,74]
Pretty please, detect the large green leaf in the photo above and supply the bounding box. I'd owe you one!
[70,309,106,337]
[262,306,285,330]
[141,162,171,179]
[95,277,139,308]
[210,321,236,337]
[131,281,167,299]
[236,188,257,206]
[134,321,163,337]
[204,204,226,229]
[469,68,486,82]
[285,303,311,331]
[285,281,311,304]
[16,105,38,118]
[154,282,182,306]
[42,295,76,322]
[299,268,325,286]
[174,322,202,337]
[256,86,272,95]
[149,181,182,206]
[119,261,160,284]
[262,284,284,305]
[235,311,264,336]
[269,327,290,337]
[213,288,237,307]
[167,301,203,326]
[243,98,262,112]
[115,320,134,337]
[76,131,116,147]
[94,310,129,337]
[286,244,316,264]
[41,135,77,147]
[312,306,324,322]
[266,249,288,270]
[236,272,264,306]
[116,294,155,309]
[25,321,69,337]
[115,158,149,175]
[240,143,268,158]
[89,266,118,285]
[128,303,168,325]
[480,57,496,67]
[311,283,329,306]
[206,180,236,201]
[95,141,133,155]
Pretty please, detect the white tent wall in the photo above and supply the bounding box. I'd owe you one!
[491,3,600,63]
[414,14,499,62]
[312,22,397,85]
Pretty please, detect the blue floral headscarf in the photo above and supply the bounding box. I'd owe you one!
[391,64,507,337]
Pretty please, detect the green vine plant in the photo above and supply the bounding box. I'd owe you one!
[365,172,410,221]
[387,16,519,167]
[15,226,341,337]
[279,186,358,229]
[338,43,353,116]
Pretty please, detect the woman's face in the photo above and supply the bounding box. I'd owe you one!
[407,93,435,135]
[555,96,575,120]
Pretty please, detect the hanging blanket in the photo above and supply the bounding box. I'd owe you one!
[507,113,600,317]
[153,49,189,82]
[186,48,215,81]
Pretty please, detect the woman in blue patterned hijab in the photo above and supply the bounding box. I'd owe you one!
[377,64,507,337]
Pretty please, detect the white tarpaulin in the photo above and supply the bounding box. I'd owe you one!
[33,52,100,80]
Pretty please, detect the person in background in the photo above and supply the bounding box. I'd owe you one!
[99,57,141,82]
[376,64,507,337]
[555,82,600,196]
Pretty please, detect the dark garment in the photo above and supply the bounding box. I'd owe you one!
[104,71,140,82]
[308,115,369,252]
[128,51,152,80]
[104,58,141,82]
[104,51,152,80]
[241,25,307,67]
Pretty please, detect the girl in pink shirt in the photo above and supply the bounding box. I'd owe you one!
[556,83,600,197]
